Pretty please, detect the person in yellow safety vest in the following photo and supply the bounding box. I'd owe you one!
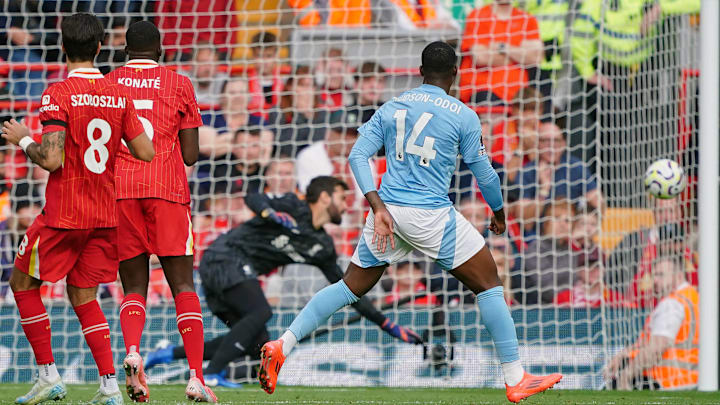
[604,255,699,390]
[522,0,568,120]
[522,0,566,72]
[571,0,700,88]
[569,0,700,208]
[287,0,371,26]
[387,0,460,30]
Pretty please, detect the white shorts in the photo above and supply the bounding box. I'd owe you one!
[351,204,485,271]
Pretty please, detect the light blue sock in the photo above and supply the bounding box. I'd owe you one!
[477,286,520,363]
[288,280,359,341]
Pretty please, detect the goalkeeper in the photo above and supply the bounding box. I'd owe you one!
[145,176,422,386]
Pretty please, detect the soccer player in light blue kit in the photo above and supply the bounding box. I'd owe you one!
[258,42,562,403]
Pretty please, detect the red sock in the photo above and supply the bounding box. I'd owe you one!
[15,289,54,365]
[119,293,146,354]
[74,300,115,376]
[175,292,205,383]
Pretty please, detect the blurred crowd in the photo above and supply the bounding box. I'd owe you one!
[0,0,701,310]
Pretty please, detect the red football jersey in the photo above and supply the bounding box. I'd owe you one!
[39,67,144,229]
[106,59,202,204]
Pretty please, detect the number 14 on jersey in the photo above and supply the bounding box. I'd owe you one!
[393,110,437,167]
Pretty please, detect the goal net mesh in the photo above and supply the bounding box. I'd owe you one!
[0,0,700,390]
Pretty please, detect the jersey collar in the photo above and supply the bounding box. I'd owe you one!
[125,59,159,69]
[419,83,446,94]
[68,67,103,79]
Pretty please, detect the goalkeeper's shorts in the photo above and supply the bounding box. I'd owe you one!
[351,204,485,271]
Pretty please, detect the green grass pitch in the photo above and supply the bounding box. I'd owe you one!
[2,385,719,404]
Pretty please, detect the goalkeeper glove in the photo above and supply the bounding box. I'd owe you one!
[381,318,423,344]
[262,208,298,230]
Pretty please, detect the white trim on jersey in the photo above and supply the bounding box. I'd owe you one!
[125,59,159,69]
[68,68,104,79]
[185,211,194,256]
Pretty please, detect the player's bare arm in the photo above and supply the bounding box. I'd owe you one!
[178,127,199,166]
[1,119,64,172]
[365,190,395,253]
[26,131,66,172]
[126,131,155,162]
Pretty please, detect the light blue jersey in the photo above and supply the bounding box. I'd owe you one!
[349,83,503,211]
[286,85,522,386]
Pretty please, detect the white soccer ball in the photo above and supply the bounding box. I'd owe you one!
[644,159,687,199]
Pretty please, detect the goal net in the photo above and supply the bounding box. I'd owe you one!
[0,0,700,391]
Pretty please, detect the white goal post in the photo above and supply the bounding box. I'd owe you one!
[698,0,719,392]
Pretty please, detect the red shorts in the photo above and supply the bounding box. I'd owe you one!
[117,198,193,261]
[15,215,118,288]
